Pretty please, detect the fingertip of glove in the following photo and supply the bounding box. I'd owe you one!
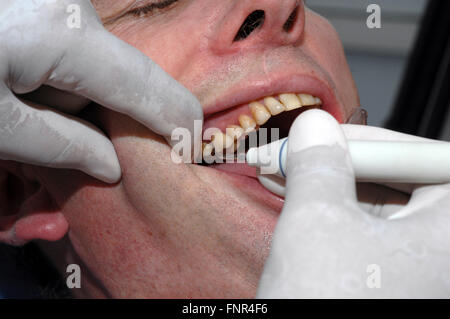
[81,145,122,184]
[288,109,348,154]
[98,164,122,184]
[87,159,122,184]
[285,109,355,193]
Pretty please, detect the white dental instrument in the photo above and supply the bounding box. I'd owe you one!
[246,135,450,197]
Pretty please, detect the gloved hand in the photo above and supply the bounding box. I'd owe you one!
[257,110,450,298]
[0,0,202,183]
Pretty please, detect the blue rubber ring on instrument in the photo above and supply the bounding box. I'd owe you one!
[279,139,288,178]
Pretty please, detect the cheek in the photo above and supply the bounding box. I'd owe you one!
[304,12,359,111]
[106,10,209,81]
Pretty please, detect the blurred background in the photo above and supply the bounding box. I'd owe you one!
[307,0,450,141]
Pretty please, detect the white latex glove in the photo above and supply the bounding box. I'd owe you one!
[258,110,450,298]
[0,0,202,183]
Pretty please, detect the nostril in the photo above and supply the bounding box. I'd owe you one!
[283,6,298,32]
[234,10,265,42]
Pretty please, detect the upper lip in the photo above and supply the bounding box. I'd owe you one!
[202,72,344,123]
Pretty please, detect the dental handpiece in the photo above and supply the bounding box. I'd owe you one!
[246,130,450,198]
[246,137,450,196]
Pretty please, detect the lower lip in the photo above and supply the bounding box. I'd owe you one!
[208,163,285,212]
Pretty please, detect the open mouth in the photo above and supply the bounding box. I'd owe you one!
[193,74,348,205]
[200,92,325,164]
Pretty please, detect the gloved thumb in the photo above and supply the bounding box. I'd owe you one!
[284,109,357,208]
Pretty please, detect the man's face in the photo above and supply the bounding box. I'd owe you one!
[41,0,359,298]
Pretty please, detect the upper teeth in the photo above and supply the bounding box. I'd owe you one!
[238,114,257,133]
[264,97,285,115]
[279,93,302,111]
[203,93,322,160]
[226,125,245,141]
[212,131,234,151]
[250,102,271,125]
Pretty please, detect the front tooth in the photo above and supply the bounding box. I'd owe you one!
[264,97,285,115]
[238,114,257,133]
[212,131,234,150]
[249,102,271,125]
[226,125,245,141]
[314,97,322,105]
[279,93,302,110]
[298,94,316,106]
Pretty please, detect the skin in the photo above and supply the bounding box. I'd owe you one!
[0,0,359,298]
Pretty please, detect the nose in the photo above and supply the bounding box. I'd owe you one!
[211,0,305,53]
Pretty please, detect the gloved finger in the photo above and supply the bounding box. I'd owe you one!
[388,183,450,220]
[0,87,121,183]
[283,109,357,210]
[356,182,410,219]
[47,23,203,151]
[258,110,364,298]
